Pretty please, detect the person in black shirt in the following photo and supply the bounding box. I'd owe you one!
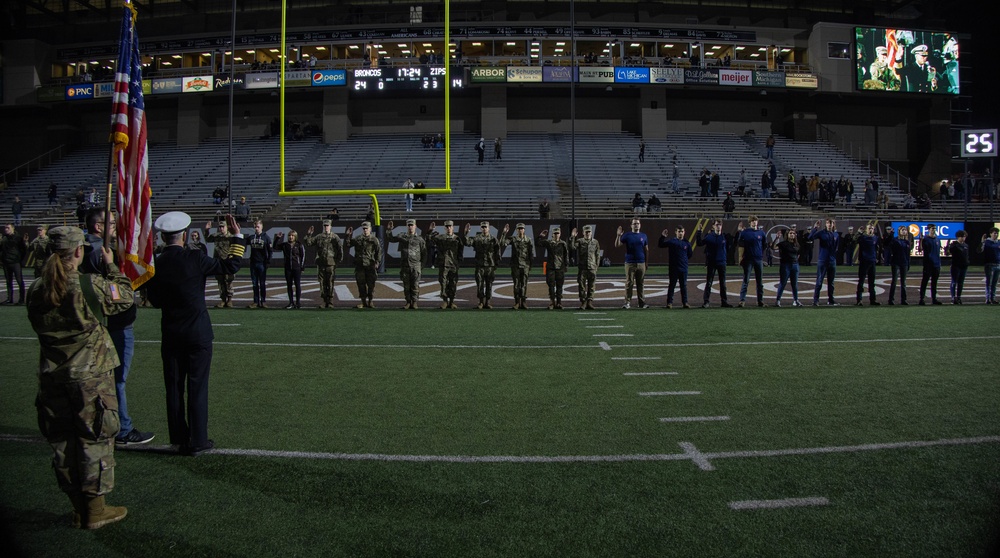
[948,230,970,304]
[771,228,802,307]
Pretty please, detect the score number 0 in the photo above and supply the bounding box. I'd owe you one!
[961,129,998,158]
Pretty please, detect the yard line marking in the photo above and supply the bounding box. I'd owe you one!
[639,391,701,396]
[660,416,730,423]
[593,334,634,337]
[3,434,999,467]
[612,357,661,361]
[586,325,625,329]
[578,318,616,321]
[213,324,242,327]
[624,372,678,376]
[611,335,1000,349]
[574,312,606,315]
[729,497,829,510]
[599,342,612,351]
[678,441,715,471]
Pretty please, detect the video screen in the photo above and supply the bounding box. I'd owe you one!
[855,27,959,94]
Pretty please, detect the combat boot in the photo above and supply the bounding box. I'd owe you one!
[440,300,448,309]
[448,299,458,309]
[477,298,484,309]
[215,301,226,308]
[402,302,412,310]
[82,495,127,530]
[410,301,418,309]
[548,298,555,310]
[555,298,563,309]
[225,298,234,308]
[520,298,529,309]
[485,298,493,309]
[585,300,596,310]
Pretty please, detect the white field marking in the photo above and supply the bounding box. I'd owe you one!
[624,372,678,376]
[660,416,730,423]
[0,337,602,351]
[729,497,829,510]
[4,434,996,468]
[574,312,607,315]
[610,335,1000,349]
[586,325,625,329]
[612,356,661,361]
[639,391,701,396]
[213,324,242,327]
[599,342,612,351]
[592,334,634,337]
[678,441,715,471]
[578,318,616,321]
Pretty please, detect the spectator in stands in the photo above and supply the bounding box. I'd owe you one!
[903,193,917,209]
[631,193,646,213]
[765,134,775,159]
[11,196,23,227]
[807,174,820,205]
[414,181,426,202]
[638,139,645,163]
[876,191,889,210]
[699,171,710,199]
[236,197,251,223]
[538,199,551,219]
[325,208,340,221]
[75,202,89,228]
[710,172,721,198]
[476,137,486,164]
[87,188,98,205]
[917,193,932,210]
[723,193,735,219]
[494,138,502,161]
[403,178,414,212]
[759,170,770,199]
[670,163,680,194]
[47,183,58,206]
[839,226,856,266]
[786,171,796,201]
[212,187,226,205]
[646,194,661,213]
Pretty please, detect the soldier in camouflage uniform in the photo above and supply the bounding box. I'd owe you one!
[536,226,571,309]
[28,224,51,278]
[572,225,602,309]
[386,219,427,309]
[345,221,382,308]
[426,220,463,308]
[204,220,235,308]
[26,226,135,529]
[303,219,343,308]
[464,221,508,309]
[502,223,535,309]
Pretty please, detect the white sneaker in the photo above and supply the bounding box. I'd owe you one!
[792,300,803,307]
[774,301,781,307]
[622,302,630,309]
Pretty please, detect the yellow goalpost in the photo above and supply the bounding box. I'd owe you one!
[275,0,454,226]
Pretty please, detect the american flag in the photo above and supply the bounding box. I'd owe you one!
[111,1,154,288]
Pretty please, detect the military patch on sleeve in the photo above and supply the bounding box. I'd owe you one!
[108,283,121,301]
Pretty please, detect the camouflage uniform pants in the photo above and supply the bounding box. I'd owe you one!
[624,263,646,305]
[355,266,377,301]
[438,267,459,300]
[475,266,496,300]
[400,267,421,304]
[317,265,336,302]
[546,268,566,300]
[511,267,529,301]
[35,370,119,498]
[578,269,597,301]
[215,273,234,302]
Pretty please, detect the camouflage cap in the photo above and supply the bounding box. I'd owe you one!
[516,223,525,229]
[552,226,561,233]
[406,219,416,226]
[444,220,454,226]
[47,226,86,251]
[582,225,593,233]
[37,224,48,230]
[322,219,332,226]
[480,221,490,228]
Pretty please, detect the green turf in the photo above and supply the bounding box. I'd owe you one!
[2,304,999,557]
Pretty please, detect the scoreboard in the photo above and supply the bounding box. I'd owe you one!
[351,66,464,92]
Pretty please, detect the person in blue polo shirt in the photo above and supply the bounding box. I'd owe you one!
[695,220,732,308]
[888,225,913,305]
[853,221,881,306]
[615,218,649,309]
[809,218,840,306]
[736,216,767,308]
[658,224,693,308]
[918,223,943,305]
[980,227,1000,304]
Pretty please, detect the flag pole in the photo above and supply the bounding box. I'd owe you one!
[104,0,135,247]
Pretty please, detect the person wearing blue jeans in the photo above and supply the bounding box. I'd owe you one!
[918,224,942,305]
[658,224,693,308]
[809,218,840,306]
[853,222,880,306]
[888,226,913,305]
[246,219,272,308]
[737,216,767,307]
[980,227,1000,304]
[772,228,802,307]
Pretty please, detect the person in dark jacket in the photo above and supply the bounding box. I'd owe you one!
[273,230,306,308]
[809,219,840,306]
[695,220,732,308]
[853,222,880,306]
[658,225,694,308]
[246,219,272,308]
[1,223,27,304]
[145,212,245,456]
[771,228,802,307]
[888,226,913,305]
[948,230,969,304]
[918,224,942,305]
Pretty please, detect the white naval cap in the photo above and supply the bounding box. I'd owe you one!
[154,211,192,233]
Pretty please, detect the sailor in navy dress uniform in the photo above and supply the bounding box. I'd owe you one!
[145,212,246,456]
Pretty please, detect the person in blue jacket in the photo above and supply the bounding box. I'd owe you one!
[853,221,881,306]
[658,225,693,308]
[918,224,942,305]
[809,218,840,306]
[979,227,1000,304]
[695,220,732,308]
[887,225,913,305]
[736,216,767,307]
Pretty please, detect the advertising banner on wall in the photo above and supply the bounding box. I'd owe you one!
[150,77,183,94]
[614,67,650,83]
[684,68,720,85]
[578,67,614,83]
[649,67,684,84]
[542,66,576,82]
[284,70,313,87]
[64,83,95,100]
[246,72,279,89]
[213,74,246,90]
[470,67,507,83]
[506,66,543,83]
[182,76,213,93]
[785,73,819,89]
[719,69,753,87]
[754,71,786,88]
[309,69,346,87]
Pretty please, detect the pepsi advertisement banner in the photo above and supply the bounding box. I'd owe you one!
[311,69,346,87]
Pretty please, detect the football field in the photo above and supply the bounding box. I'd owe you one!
[1,270,999,557]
